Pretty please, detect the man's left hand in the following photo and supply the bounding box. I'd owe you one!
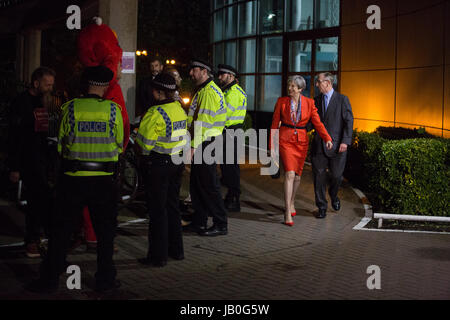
[339,143,348,153]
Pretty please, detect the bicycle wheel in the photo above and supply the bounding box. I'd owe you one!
[118,151,139,204]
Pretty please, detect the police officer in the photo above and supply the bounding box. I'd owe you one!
[136,73,187,267]
[217,64,247,212]
[26,65,123,293]
[186,59,228,236]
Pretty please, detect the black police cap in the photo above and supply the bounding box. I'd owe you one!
[217,64,238,76]
[84,65,114,86]
[151,73,177,91]
[189,59,213,73]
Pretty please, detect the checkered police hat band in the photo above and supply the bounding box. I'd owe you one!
[191,61,211,72]
[88,80,110,86]
[154,81,176,90]
[218,68,236,76]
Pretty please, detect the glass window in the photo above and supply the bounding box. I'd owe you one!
[224,41,237,67]
[289,40,312,72]
[315,37,338,71]
[239,39,256,73]
[259,0,284,34]
[258,75,282,112]
[315,0,340,29]
[239,1,257,36]
[224,5,238,39]
[239,76,255,111]
[213,9,223,42]
[286,0,314,31]
[214,0,224,10]
[214,43,224,66]
[259,36,283,73]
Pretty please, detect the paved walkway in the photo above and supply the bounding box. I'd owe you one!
[0,164,449,300]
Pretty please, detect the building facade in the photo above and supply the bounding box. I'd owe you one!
[210,0,450,137]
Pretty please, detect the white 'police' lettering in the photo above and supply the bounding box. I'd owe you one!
[78,121,107,133]
[173,120,187,131]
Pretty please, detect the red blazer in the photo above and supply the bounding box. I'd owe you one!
[270,96,331,149]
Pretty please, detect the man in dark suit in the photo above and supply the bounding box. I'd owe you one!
[311,72,354,219]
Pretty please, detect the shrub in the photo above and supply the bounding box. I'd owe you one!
[375,126,436,140]
[378,139,449,216]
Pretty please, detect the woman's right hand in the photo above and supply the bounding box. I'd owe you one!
[325,141,333,150]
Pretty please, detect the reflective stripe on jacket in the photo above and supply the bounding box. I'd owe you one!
[187,80,226,148]
[224,83,247,127]
[137,100,187,155]
[58,97,124,176]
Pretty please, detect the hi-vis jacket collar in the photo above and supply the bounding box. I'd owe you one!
[221,80,237,92]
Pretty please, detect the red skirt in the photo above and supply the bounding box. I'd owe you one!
[280,140,308,176]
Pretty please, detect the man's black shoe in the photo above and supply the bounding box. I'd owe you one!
[138,257,167,267]
[24,279,58,294]
[332,198,341,211]
[169,252,184,261]
[95,279,121,293]
[183,224,206,234]
[316,209,327,219]
[200,225,228,237]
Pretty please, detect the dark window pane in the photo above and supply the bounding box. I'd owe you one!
[260,0,284,34]
[315,37,338,71]
[224,5,238,39]
[259,36,283,73]
[214,43,224,66]
[258,75,282,112]
[239,1,257,36]
[213,10,223,42]
[315,0,340,29]
[239,39,256,73]
[289,40,312,72]
[225,41,237,67]
[287,0,314,31]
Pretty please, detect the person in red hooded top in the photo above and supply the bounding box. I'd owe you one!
[74,17,130,251]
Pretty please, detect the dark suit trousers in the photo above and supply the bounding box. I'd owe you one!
[220,130,241,197]
[190,140,228,229]
[312,151,347,210]
[143,153,184,262]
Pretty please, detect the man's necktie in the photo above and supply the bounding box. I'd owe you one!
[324,95,328,114]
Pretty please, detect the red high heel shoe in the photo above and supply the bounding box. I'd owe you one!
[283,221,294,227]
[291,212,297,217]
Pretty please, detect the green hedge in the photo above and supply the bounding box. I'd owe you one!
[345,129,450,216]
[378,139,449,216]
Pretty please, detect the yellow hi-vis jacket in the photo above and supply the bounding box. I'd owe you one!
[58,97,124,176]
[223,82,247,128]
[187,79,226,148]
[136,100,187,155]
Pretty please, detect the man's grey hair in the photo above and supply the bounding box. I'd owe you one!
[320,72,335,85]
[287,75,306,90]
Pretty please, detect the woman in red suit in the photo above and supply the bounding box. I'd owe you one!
[270,76,333,226]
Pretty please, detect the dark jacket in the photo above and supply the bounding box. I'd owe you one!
[7,91,48,172]
[310,90,354,157]
[137,76,158,116]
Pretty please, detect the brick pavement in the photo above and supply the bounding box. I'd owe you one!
[0,164,449,300]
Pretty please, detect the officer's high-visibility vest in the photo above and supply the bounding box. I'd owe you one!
[223,82,247,128]
[136,100,187,155]
[58,97,124,176]
[187,79,226,148]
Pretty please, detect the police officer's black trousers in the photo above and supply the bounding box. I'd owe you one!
[190,140,228,229]
[220,129,241,198]
[143,153,184,263]
[41,175,118,287]
[22,165,51,244]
